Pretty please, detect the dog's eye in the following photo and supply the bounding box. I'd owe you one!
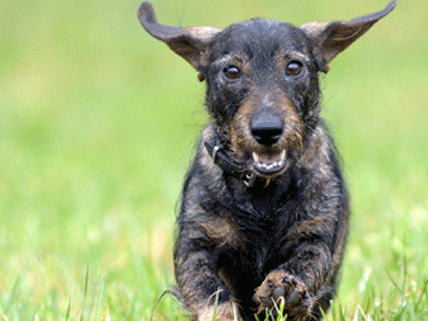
[286,61,303,77]
[223,66,241,80]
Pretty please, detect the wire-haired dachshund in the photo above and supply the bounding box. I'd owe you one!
[138,1,396,320]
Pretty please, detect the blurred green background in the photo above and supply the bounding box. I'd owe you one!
[0,0,427,319]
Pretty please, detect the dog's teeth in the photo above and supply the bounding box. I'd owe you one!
[253,149,287,174]
[252,152,259,162]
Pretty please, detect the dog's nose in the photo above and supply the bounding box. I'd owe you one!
[251,108,283,146]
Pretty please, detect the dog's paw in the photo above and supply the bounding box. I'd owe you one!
[253,270,313,319]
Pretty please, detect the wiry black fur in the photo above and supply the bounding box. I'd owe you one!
[174,124,348,320]
[137,1,396,320]
[173,19,347,321]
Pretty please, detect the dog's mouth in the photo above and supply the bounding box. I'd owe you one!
[251,150,287,177]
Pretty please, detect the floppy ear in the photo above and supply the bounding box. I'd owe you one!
[300,0,397,72]
[138,2,221,72]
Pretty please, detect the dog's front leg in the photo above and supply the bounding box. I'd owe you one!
[254,242,332,320]
[174,221,240,321]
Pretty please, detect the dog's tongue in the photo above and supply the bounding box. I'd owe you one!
[252,150,286,175]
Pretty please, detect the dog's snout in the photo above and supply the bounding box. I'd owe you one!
[250,108,283,146]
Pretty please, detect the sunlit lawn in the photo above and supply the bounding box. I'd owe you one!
[0,0,427,319]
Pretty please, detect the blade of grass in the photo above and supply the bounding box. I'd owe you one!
[94,278,106,321]
[80,266,90,321]
[4,276,22,314]
[65,298,71,321]
[211,290,219,321]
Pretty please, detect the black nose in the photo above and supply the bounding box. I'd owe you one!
[250,108,284,146]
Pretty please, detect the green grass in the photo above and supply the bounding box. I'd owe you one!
[0,0,427,319]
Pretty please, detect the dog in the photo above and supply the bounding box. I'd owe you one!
[138,1,396,320]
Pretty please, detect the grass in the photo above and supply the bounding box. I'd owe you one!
[0,0,427,319]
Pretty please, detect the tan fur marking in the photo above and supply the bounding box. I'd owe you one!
[299,22,329,37]
[285,215,336,240]
[187,26,222,41]
[198,216,244,249]
[197,300,240,321]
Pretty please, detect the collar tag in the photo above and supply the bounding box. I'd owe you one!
[243,172,257,188]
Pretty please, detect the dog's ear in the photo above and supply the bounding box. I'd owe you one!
[138,2,221,72]
[300,0,396,73]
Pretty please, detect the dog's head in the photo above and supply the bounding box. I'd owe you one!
[138,1,396,180]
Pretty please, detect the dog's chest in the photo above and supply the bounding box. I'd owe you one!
[219,225,286,295]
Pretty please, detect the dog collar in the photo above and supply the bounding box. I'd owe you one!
[204,139,258,188]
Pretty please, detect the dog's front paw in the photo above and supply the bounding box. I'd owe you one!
[253,270,313,319]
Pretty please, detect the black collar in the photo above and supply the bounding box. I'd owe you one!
[204,139,262,188]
